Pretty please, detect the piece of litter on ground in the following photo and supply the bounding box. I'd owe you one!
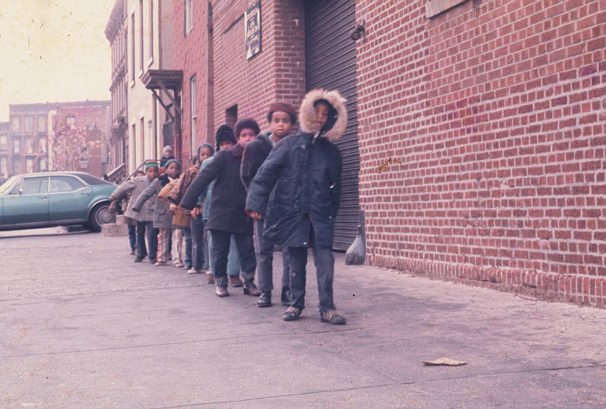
[423,357,467,366]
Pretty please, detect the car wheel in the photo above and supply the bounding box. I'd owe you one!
[87,203,114,232]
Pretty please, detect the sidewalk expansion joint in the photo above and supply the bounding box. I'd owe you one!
[0,284,202,303]
[0,327,363,359]
[146,362,606,409]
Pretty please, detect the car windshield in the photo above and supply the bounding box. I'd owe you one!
[0,176,19,195]
[76,173,114,186]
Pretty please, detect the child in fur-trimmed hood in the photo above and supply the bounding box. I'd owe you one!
[245,89,348,325]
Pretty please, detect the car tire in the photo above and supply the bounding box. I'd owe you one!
[87,202,114,232]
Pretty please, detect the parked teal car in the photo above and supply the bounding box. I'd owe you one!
[0,172,116,232]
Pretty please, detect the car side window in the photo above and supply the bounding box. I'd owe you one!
[50,176,85,193]
[20,177,49,195]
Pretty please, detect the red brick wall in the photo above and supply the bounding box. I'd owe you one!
[211,0,305,133]
[175,0,305,158]
[173,0,209,163]
[356,0,606,306]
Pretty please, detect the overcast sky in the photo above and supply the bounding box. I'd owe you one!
[0,0,114,121]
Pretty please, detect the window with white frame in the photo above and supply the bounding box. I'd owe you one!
[11,117,20,132]
[25,137,34,154]
[24,117,33,132]
[38,116,47,132]
[0,156,7,177]
[26,158,34,173]
[130,13,135,83]
[139,0,144,73]
[185,0,193,34]
[149,0,154,64]
[190,75,197,153]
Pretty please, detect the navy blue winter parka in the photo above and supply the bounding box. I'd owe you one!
[245,89,348,249]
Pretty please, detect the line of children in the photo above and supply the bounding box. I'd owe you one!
[180,119,260,297]
[131,159,182,265]
[114,89,347,326]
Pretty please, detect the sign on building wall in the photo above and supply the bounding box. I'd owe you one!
[245,1,261,59]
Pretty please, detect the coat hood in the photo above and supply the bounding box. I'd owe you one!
[299,89,347,142]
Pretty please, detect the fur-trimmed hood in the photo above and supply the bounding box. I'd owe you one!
[299,89,347,142]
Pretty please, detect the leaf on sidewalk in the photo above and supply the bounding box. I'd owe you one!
[423,357,467,366]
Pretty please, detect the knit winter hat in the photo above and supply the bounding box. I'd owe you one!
[162,145,173,155]
[215,125,236,150]
[164,159,181,169]
[234,118,260,138]
[266,102,297,124]
[144,161,159,170]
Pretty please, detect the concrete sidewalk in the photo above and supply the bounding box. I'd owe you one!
[1,232,605,408]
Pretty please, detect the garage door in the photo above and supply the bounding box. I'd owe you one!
[305,0,360,251]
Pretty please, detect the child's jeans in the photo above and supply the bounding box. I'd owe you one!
[208,231,241,278]
[158,228,172,262]
[191,216,205,271]
[137,221,158,262]
[182,227,193,269]
[172,228,184,267]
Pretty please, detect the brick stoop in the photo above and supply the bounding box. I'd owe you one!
[102,223,129,237]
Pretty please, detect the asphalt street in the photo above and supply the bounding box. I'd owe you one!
[1,229,606,408]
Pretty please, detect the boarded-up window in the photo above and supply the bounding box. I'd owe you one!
[426,0,469,18]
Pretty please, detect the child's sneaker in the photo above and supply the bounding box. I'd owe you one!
[229,276,243,287]
[282,306,302,321]
[187,268,201,274]
[243,282,260,296]
[206,272,215,284]
[215,286,229,297]
[320,310,346,325]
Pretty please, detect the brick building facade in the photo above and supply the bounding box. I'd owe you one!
[50,101,111,178]
[0,122,9,183]
[173,0,306,162]
[172,0,605,307]
[7,104,53,179]
[105,0,129,177]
